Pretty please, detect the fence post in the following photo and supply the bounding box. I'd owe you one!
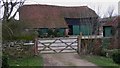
[77,32,82,54]
[34,38,38,55]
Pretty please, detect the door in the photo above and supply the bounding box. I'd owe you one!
[73,25,80,35]
[103,26,112,37]
[68,25,73,35]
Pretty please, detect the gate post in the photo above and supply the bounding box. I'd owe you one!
[34,38,38,55]
[77,32,82,54]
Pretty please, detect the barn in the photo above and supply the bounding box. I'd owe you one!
[19,4,98,37]
[100,16,120,49]
[100,17,119,37]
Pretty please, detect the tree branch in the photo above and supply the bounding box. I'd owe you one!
[11,0,26,19]
[2,0,26,21]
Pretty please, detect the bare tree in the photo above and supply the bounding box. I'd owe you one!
[1,0,26,23]
[107,5,115,18]
[96,4,102,18]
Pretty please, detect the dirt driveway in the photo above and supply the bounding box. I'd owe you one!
[41,53,99,66]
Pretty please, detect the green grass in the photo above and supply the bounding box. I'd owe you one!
[81,55,120,68]
[8,56,43,68]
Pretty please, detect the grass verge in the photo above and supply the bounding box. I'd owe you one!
[81,55,120,68]
[8,55,43,68]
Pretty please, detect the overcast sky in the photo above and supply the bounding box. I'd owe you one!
[0,0,120,19]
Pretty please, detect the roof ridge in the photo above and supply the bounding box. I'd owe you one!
[23,4,87,8]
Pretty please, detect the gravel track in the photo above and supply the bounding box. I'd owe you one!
[42,53,99,66]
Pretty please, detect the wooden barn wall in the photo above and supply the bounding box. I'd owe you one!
[73,25,80,35]
[65,18,97,35]
[80,24,92,35]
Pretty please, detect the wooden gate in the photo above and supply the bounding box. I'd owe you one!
[37,37,78,54]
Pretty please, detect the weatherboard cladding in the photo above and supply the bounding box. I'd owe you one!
[19,4,98,28]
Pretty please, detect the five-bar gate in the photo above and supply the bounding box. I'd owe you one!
[37,37,78,54]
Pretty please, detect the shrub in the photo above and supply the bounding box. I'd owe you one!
[47,29,61,37]
[2,20,26,41]
[100,49,120,58]
[47,29,54,37]
[100,49,106,57]
[2,56,9,68]
[53,29,59,37]
[112,51,120,64]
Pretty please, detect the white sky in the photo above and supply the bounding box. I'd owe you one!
[1,0,120,19]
